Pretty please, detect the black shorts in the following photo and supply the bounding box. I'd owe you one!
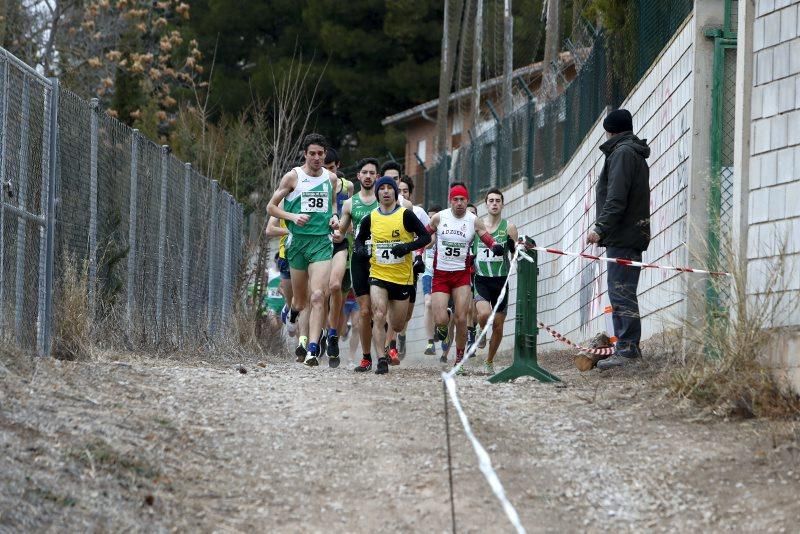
[474,275,509,314]
[351,256,370,297]
[333,239,349,257]
[369,278,413,301]
[277,258,291,280]
[341,267,352,293]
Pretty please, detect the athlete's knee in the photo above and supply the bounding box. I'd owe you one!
[358,305,371,320]
[477,307,491,324]
[329,277,342,293]
[309,288,325,307]
[372,306,387,325]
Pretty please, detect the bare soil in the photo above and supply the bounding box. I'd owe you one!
[2,344,799,533]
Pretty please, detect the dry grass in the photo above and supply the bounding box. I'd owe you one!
[52,255,91,361]
[664,245,800,419]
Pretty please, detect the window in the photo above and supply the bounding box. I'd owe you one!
[417,139,427,164]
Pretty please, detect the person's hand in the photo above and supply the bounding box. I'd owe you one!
[294,214,310,227]
[353,242,370,258]
[390,243,411,258]
[329,215,339,230]
[332,230,344,243]
[413,254,425,274]
[586,230,600,244]
[491,243,504,256]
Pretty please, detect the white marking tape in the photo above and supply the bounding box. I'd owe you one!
[537,321,615,355]
[442,245,526,533]
[529,245,731,276]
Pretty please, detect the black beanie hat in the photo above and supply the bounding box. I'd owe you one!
[603,109,633,134]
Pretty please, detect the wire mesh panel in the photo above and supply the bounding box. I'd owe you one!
[0,52,52,352]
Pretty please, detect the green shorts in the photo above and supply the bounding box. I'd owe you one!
[287,234,333,270]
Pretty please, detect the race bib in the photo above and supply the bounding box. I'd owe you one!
[476,244,503,263]
[440,240,467,260]
[267,287,282,299]
[301,190,328,213]
[375,241,404,265]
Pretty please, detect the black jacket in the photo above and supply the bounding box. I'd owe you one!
[593,132,651,252]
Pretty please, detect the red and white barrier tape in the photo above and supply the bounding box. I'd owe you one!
[537,322,615,355]
[529,246,731,277]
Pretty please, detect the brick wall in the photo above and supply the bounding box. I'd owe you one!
[747,0,800,388]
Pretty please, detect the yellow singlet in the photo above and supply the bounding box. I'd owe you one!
[369,206,414,285]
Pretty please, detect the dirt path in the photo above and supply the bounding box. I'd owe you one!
[2,347,799,532]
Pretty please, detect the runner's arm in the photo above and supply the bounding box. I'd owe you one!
[265,216,289,238]
[475,217,504,255]
[507,223,519,253]
[267,170,304,224]
[338,198,353,234]
[353,213,372,257]
[402,210,432,250]
[424,212,439,234]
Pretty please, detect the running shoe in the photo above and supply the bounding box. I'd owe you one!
[329,354,340,368]
[375,356,389,375]
[280,304,289,325]
[319,330,327,357]
[397,334,406,356]
[478,334,487,350]
[303,354,319,367]
[424,342,436,355]
[354,358,372,372]
[439,354,448,364]
[435,324,449,342]
[484,361,495,375]
[454,356,465,375]
[467,328,476,350]
[388,347,400,366]
[295,337,308,362]
[327,335,340,357]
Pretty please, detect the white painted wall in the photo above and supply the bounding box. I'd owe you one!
[746,0,800,388]
[404,16,698,357]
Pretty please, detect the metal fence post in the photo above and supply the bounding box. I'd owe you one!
[14,76,31,344]
[41,78,59,357]
[207,180,218,338]
[88,98,99,326]
[36,81,53,355]
[0,55,8,338]
[126,130,139,337]
[181,162,191,340]
[220,193,233,329]
[155,145,169,343]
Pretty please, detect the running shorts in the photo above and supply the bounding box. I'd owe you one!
[369,277,413,301]
[421,274,433,295]
[432,268,471,294]
[333,238,349,257]
[287,234,333,270]
[277,258,291,280]
[351,255,371,297]
[474,275,509,314]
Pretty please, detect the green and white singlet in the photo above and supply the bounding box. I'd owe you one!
[473,219,510,277]
[284,167,333,236]
[351,193,378,237]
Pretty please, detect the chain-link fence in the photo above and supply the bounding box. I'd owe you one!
[423,0,694,206]
[0,47,244,356]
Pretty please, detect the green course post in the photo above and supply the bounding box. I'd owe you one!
[489,239,560,383]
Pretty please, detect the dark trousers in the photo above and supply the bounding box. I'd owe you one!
[606,246,642,355]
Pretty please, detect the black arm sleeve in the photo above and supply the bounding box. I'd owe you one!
[355,213,372,246]
[403,209,433,250]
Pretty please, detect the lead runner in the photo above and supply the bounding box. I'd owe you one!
[426,183,504,370]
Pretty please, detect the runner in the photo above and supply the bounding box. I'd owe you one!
[427,183,504,370]
[472,188,518,374]
[336,158,379,372]
[265,254,285,328]
[353,176,431,374]
[420,203,441,355]
[267,133,338,367]
[391,175,429,359]
[324,147,354,362]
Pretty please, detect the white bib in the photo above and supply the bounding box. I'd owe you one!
[301,190,329,212]
[375,241,404,264]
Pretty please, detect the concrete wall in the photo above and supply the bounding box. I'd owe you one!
[745,0,800,389]
[404,15,699,357]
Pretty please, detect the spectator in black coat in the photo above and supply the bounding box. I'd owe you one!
[587,108,651,369]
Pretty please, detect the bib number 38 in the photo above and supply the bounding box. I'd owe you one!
[301,191,328,213]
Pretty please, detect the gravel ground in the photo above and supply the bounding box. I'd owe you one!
[1,344,799,533]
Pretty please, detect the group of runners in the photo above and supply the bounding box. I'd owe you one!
[264,133,518,375]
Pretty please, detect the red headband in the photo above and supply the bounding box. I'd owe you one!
[449,185,469,201]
